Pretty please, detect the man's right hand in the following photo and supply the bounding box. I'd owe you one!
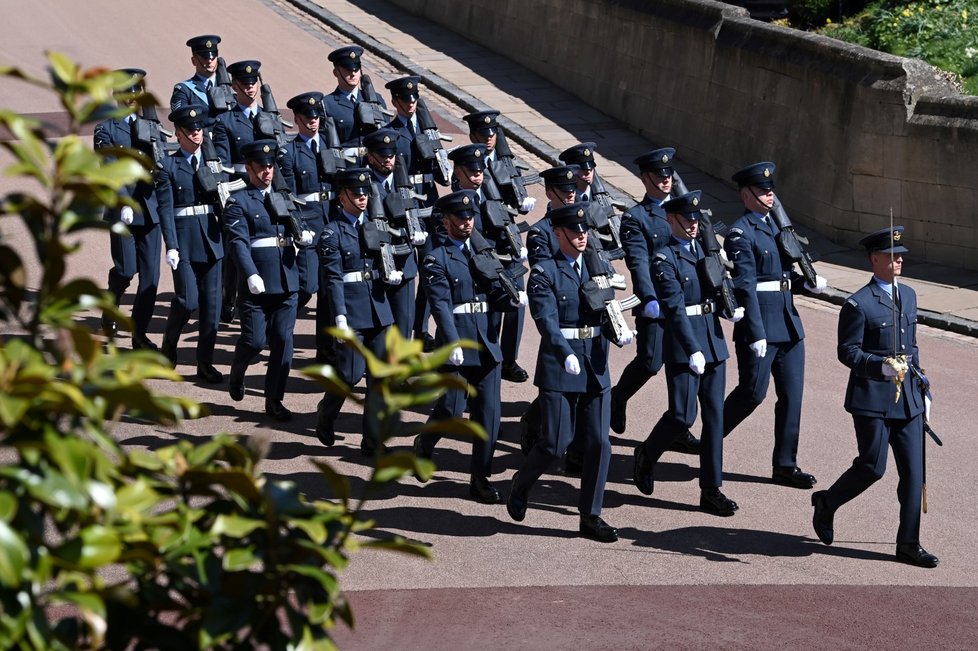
[750,339,767,358]
[246,274,265,295]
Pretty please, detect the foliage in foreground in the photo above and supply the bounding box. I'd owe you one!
[0,54,483,649]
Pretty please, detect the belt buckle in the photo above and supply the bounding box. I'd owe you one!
[473,302,485,313]
[702,302,713,314]
[363,270,372,281]
[578,327,590,338]
[780,279,790,291]
[277,235,286,247]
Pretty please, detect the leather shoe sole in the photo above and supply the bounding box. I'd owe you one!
[579,515,618,543]
[700,489,738,517]
[667,430,701,455]
[315,401,335,447]
[896,543,939,568]
[773,466,817,489]
[633,445,654,496]
[811,490,834,545]
[264,401,292,422]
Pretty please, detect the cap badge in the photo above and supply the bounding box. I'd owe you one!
[383,135,391,144]
[349,51,357,59]
[474,149,482,157]
[576,208,585,218]
[308,97,316,105]
[205,40,213,48]
[406,81,414,89]
[189,109,197,118]
[692,197,699,207]
[661,154,669,164]
[763,167,771,177]
[245,65,253,74]
[483,116,491,124]
[358,173,366,182]
[893,230,902,241]
[262,145,270,153]
[583,148,591,157]
[565,171,573,180]
[462,196,471,205]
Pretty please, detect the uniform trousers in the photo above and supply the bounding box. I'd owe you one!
[164,258,222,365]
[230,291,298,403]
[317,325,388,446]
[107,221,161,338]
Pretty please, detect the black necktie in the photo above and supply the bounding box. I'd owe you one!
[310,138,319,155]
[384,180,391,192]
[406,119,416,136]
[573,260,581,278]
[581,194,589,202]
[205,80,212,91]
[190,155,198,171]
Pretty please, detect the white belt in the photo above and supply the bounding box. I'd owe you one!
[560,326,598,340]
[174,204,214,217]
[408,173,433,185]
[452,301,488,314]
[756,279,791,292]
[251,236,292,248]
[685,300,716,316]
[342,271,375,282]
[298,191,332,203]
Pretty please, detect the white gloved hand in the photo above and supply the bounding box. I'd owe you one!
[643,300,661,319]
[728,306,745,323]
[516,246,528,262]
[411,229,428,246]
[449,346,465,366]
[805,275,828,294]
[385,270,404,286]
[610,273,627,289]
[299,230,315,246]
[688,351,706,375]
[563,354,581,376]
[617,329,635,347]
[520,196,536,212]
[246,274,265,295]
[511,290,528,307]
[120,206,134,225]
[166,249,180,271]
[334,315,351,332]
[750,338,767,358]
[882,357,908,378]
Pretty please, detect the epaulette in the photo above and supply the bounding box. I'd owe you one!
[322,228,334,240]
[846,297,859,308]
[727,227,743,239]
[530,264,545,274]
[225,197,237,206]
[653,251,668,262]
[422,254,437,266]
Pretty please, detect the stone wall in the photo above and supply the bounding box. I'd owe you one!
[386,0,978,269]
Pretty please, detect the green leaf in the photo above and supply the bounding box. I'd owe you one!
[0,491,16,521]
[362,537,433,559]
[0,520,29,585]
[222,546,258,572]
[310,460,351,506]
[210,514,266,538]
[418,417,488,440]
[54,525,122,569]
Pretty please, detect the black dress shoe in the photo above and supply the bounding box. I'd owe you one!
[132,334,159,352]
[579,515,618,543]
[419,333,436,353]
[220,304,235,324]
[811,490,834,545]
[501,361,529,383]
[101,315,118,339]
[315,400,335,447]
[668,430,701,455]
[469,476,502,504]
[633,444,654,496]
[700,488,738,516]
[196,363,223,384]
[564,450,583,477]
[507,478,528,522]
[610,389,627,434]
[228,368,245,402]
[412,435,434,460]
[264,400,292,422]
[360,440,383,457]
[161,337,178,366]
[895,543,939,568]
[773,466,817,489]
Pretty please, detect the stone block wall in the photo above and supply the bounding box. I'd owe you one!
[387,0,978,270]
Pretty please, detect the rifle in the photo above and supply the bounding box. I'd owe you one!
[255,78,292,150]
[468,227,526,304]
[578,246,637,346]
[363,181,413,282]
[489,127,539,209]
[217,178,246,208]
[696,209,740,319]
[355,74,394,134]
[132,103,172,171]
[317,115,350,175]
[384,154,432,246]
[208,57,237,114]
[585,173,625,259]
[265,190,305,242]
[480,173,526,259]
[770,198,819,287]
[414,98,453,185]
